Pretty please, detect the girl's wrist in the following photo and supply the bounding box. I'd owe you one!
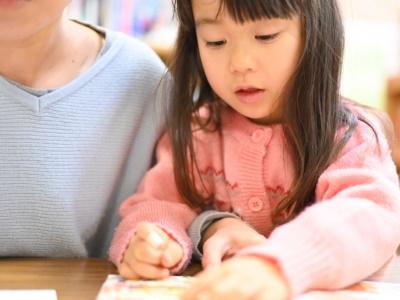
[201,217,239,247]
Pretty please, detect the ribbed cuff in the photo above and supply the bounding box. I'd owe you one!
[109,227,137,268]
[238,222,337,296]
[188,210,240,259]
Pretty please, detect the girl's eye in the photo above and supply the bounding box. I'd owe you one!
[206,40,226,47]
[255,33,279,41]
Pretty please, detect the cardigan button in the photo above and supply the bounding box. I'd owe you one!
[251,129,265,143]
[248,197,264,212]
[251,128,272,144]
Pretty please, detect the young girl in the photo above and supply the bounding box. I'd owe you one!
[0,0,166,257]
[110,0,400,298]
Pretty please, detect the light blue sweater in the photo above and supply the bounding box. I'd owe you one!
[0,26,167,257]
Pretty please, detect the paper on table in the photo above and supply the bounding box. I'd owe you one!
[97,275,400,300]
[0,290,57,300]
[96,275,192,300]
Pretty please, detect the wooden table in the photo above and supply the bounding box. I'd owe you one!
[0,257,398,300]
[0,258,201,300]
[0,258,116,300]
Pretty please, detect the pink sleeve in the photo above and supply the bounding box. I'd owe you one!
[109,133,197,272]
[239,121,400,296]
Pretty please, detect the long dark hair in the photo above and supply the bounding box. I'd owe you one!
[167,0,360,222]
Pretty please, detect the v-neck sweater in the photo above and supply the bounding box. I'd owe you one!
[0,26,166,257]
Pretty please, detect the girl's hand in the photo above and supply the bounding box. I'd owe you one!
[201,217,266,268]
[181,256,290,300]
[118,222,183,279]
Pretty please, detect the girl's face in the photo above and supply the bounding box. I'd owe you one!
[0,0,71,43]
[193,0,303,124]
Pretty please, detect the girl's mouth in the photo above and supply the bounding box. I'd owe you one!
[235,88,265,104]
[0,0,27,8]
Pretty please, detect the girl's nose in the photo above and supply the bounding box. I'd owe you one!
[229,46,256,74]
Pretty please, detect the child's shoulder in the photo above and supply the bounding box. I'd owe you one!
[112,32,165,67]
[74,20,166,76]
[341,101,392,159]
[322,101,397,181]
[74,20,160,59]
[346,101,391,142]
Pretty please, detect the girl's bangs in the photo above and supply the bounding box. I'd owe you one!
[218,0,300,23]
[174,0,301,29]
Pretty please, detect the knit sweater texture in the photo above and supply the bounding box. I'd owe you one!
[0,26,166,257]
[110,106,400,296]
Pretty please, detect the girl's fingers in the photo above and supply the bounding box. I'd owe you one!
[161,238,184,268]
[181,268,219,300]
[207,278,257,300]
[184,257,289,300]
[130,258,170,280]
[254,289,280,300]
[136,222,169,249]
[253,284,288,300]
[132,239,164,265]
[118,262,140,280]
[202,233,230,269]
[192,268,259,300]
[126,223,185,270]
[121,237,169,280]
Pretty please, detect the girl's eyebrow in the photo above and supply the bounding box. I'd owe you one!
[195,17,222,27]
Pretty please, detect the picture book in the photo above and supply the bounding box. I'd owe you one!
[96,275,400,300]
[96,275,192,300]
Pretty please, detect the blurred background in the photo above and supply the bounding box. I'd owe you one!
[66,0,400,108]
[67,0,400,165]
[339,0,400,109]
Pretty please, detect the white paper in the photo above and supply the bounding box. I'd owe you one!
[0,290,57,300]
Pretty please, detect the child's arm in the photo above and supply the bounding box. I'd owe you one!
[189,212,266,268]
[188,210,241,259]
[202,217,267,268]
[237,120,400,296]
[182,256,289,300]
[109,133,198,275]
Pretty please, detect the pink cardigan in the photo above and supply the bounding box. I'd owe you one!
[109,107,400,296]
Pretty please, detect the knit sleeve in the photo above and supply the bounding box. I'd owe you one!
[109,133,198,273]
[188,210,241,259]
[238,120,400,296]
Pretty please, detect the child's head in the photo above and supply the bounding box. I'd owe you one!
[192,0,303,125]
[0,0,71,43]
[168,0,356,220]
[170,0,345,120]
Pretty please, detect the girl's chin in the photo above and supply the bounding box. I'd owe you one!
[247,113,282,125]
